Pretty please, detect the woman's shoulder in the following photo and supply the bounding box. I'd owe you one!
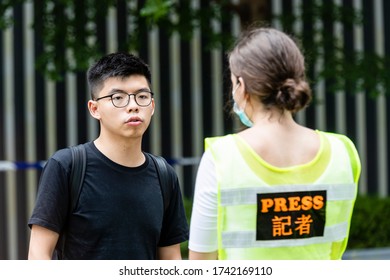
[317,130,356,147]
[317,130,361,181]
[205,134,236,149]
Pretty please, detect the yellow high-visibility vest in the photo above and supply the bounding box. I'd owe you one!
[205,131,361,260]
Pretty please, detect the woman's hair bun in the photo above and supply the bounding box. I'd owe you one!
[275,79,312,113]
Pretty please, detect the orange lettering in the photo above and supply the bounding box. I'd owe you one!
[301,196,313,211]
[313,195,324,210]
[274,197,288,212]
[261,194,324,213]
[288,196,301,211]
[261,198,274,213]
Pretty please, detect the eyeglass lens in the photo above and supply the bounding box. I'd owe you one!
[112,91,152,107]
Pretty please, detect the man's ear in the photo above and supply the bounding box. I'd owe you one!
[151,99,155,116]
[88,100,101,120]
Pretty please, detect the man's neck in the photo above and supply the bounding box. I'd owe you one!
[93,135,145,167]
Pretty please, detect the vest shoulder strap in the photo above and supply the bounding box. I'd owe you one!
[324,132,361,183]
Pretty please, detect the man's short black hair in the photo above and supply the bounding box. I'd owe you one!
[87,52,151,99]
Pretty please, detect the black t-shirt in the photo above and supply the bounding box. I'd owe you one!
[28,142,189,259]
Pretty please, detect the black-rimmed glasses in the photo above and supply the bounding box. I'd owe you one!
[95,90,154,108]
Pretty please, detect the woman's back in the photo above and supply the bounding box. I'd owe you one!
[188,26,361,260]
[238,112,320,168]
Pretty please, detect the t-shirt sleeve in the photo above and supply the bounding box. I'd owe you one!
[28,149,71,234]
[158,164,189,247]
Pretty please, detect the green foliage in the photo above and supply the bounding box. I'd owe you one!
[347,195,390,249]
[32,0,115,80]
[276,0,387,98]
[140,0,175,24]
[1,0,235,80]
[0,0,24,29]
[140,0,234,49]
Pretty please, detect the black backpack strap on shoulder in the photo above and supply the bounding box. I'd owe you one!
[69,144,87,212]
[55,144,86,260]
[148,153,172,212]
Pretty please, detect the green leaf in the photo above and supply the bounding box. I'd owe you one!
[140,0,175,23]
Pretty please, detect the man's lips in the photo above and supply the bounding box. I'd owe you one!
[125,116,143,125]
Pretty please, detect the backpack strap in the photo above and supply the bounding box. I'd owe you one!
[54,144,86,260]
[148,153,173,212]
[69,144,87,212]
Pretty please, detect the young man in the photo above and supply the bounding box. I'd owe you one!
[28,52,189,260]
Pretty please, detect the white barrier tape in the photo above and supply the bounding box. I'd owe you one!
[0,162,17,171]
[0,161,46,171]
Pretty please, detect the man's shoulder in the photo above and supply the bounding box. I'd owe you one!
[146,153,177,179]
[49,142,92,168]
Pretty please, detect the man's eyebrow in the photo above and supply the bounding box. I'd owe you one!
[109,88,151,94]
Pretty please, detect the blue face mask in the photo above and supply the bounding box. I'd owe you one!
[232,83,253,127]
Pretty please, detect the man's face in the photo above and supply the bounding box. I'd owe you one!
[89,75,155,140]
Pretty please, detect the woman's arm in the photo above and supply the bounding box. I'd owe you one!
[189,249,218,260]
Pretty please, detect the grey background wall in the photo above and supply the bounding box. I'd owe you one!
[1,0,389,259]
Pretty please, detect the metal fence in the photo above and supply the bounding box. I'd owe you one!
[1,0,389,260]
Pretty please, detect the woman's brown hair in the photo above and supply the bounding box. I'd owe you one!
[228,27,312,113]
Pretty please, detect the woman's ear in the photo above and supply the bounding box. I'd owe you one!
[88,100,101,120]
[237,77,247,97]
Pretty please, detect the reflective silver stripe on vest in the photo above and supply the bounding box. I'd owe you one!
[222,222,349,248]
[220,184,356,206]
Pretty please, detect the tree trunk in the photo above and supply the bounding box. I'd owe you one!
[236,0,271,28]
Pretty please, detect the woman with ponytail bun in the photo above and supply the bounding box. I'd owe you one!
[189,25,361,260]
